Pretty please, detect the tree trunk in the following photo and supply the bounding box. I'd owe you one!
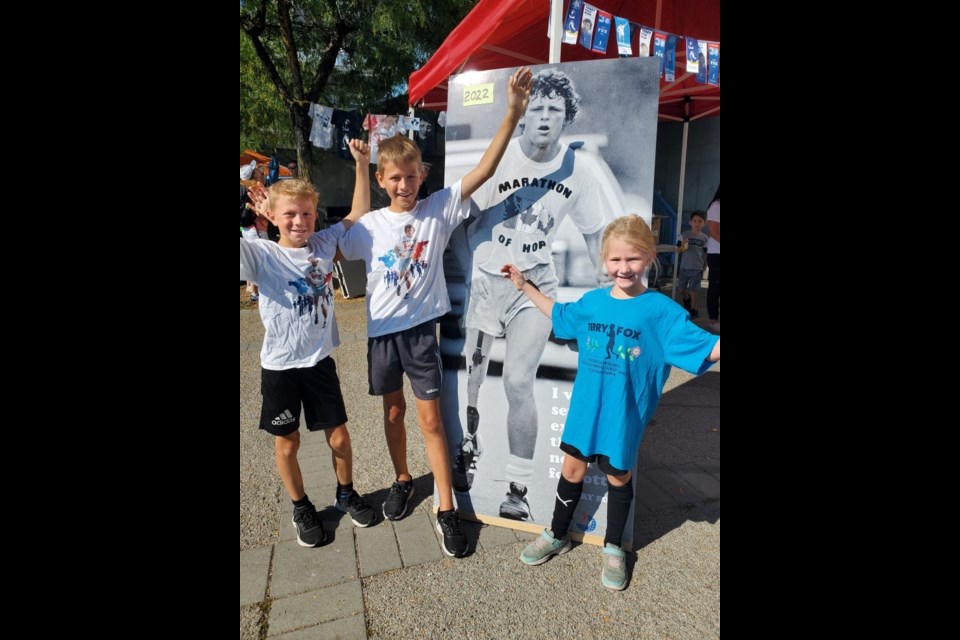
[289,102,315,210]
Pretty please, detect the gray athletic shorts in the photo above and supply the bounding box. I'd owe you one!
[677,268,703,292]
[465,262,559,337]
[367,319,442,400]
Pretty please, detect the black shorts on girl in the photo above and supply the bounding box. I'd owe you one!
[559,441,630,476]
[367,319,441,400]
[259,357,348,436]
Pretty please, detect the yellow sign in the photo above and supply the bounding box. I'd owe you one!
[463,83,494,107]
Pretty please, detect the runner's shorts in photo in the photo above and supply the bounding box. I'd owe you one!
[465,262,559,337]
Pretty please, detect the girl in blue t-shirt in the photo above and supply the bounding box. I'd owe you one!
[500,214,720,590]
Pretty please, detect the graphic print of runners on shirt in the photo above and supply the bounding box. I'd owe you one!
[287,257,334,326]
[376,224,430,298]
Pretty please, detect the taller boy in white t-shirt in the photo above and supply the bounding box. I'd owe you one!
[338,67,533,558]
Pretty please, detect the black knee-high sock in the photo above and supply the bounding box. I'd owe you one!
[550,476,583,540]
[604,481,634,547]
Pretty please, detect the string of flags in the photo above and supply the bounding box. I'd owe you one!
[559,0,719,86]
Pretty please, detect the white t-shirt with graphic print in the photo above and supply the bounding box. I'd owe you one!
[239,223,344,370]
[339,180,470,337]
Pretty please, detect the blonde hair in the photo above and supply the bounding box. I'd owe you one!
[267,179,319,212]
[601,214,656,261]
[376,134,422,174]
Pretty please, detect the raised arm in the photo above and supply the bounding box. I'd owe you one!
[342,139,372,229]
[460,67,533,200]
[501,263,554,317]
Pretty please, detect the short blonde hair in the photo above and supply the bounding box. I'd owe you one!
[376,134,422,174]
[268,179,319,212]
[601,214,656,261]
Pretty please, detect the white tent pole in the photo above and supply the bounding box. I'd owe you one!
[672,119,689,300]
[548,0,563,63]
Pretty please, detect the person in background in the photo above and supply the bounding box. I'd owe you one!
[676,210,709,319]
[244,166,268,301]
[706,185,720,331]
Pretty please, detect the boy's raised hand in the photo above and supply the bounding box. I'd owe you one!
[348,138,371,165]
[506,67,534,118]
[342,138,372,229]
[247,183,271,220]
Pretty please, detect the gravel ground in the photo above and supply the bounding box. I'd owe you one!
[361,504,720,640]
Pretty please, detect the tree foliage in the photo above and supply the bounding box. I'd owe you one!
[240,33,292,152]
[240,0,476,176]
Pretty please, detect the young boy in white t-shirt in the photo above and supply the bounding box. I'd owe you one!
[337,67,533,558]
[240,140,375,548]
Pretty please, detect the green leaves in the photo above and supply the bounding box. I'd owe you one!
[240,0,475,173]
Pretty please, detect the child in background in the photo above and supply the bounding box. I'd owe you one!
[502,214,720,590]
[243,165,268,301]
[676,210,709,318]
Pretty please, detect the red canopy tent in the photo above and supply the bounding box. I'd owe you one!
[408,0,720,123]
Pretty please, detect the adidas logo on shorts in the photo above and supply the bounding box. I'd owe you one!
[271,409,296,426]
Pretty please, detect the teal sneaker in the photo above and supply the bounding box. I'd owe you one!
[601,543,628,590]
[520,529,571,565]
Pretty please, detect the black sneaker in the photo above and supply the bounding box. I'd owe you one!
[292,507,327,547]
[336,490,377,527]
[682,296,691,311]
[499,482,532,521]
[436,511,468,557]
[382,481,415,520]
[689,308,700,319]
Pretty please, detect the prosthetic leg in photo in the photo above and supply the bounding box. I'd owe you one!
[458,329,534,521]
[453,331,486,494]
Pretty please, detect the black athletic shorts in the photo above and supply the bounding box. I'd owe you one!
[259,357,348,436]
[560,441,630,476]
